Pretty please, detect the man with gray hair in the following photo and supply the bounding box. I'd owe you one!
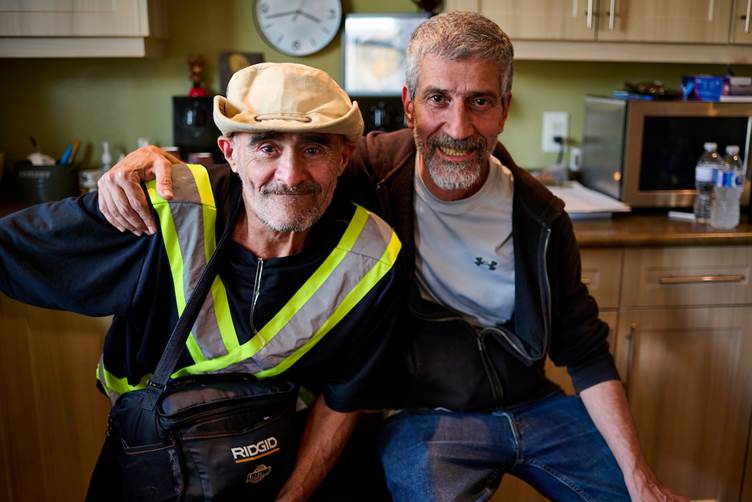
[98,11,685,502]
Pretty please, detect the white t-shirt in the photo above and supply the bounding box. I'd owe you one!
[414,154,515,328]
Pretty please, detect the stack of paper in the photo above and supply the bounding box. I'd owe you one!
[547,181,631,218]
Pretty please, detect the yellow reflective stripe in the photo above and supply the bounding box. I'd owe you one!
[97,363,151,397]
[251,207,369,353]
[170,206,371,378]
[211,275,239,351]
[146,180,205,363]
[184,164,239,353]
[255,230,401,378]
[185,163,217,262]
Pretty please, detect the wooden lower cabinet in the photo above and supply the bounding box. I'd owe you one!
[615,307,752,501]
[0,294,110,502]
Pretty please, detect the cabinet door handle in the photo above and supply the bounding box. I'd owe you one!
[608,0,616,29]
[658,274,745,285]
[586,0,594,29]
[624,323,636,399]
[581,276,592,286]
[745,0,751,33]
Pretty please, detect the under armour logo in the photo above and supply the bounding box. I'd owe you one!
[474,257,498,270]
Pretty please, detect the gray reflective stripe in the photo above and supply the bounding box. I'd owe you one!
[167,165,227,359]
[251,210,394,370]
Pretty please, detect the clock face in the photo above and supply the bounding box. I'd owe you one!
[254,0,343,57]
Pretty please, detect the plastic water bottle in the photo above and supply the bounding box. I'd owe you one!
[710,145,744,229]
[694,142,721,224]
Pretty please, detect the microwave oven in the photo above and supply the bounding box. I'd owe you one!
[580,97,751,208]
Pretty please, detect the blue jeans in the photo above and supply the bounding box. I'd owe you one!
[377,392,629,502]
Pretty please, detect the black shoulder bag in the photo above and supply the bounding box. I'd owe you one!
[105,212,298,501]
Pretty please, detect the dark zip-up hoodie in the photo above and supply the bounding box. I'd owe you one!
[344,129,619,411]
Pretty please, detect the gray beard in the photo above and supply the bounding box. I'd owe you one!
[413,129,487,191]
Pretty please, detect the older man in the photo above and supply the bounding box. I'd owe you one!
[0,62,400,501]
[97,12,685,502]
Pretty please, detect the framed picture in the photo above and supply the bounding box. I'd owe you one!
[342,13,429,97]
[218,51,264,96]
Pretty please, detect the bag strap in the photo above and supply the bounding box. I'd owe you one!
[142,181,242,410]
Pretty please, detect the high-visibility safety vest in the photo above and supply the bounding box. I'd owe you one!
[97,163,401,403]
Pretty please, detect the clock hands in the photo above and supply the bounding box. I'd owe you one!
[263,9,321,23]
[265,10,298,19]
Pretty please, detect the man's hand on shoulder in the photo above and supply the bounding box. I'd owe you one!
[97,145,178,236]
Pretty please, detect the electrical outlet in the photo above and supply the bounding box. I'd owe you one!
[541,111,569,153]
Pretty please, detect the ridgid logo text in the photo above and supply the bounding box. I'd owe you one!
[231,437,280,463]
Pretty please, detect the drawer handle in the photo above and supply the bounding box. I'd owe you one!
[658,274,745,285]
[582,277,592,286]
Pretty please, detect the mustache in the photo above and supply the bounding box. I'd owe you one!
[427,133,487,153]
[261,181,322,195]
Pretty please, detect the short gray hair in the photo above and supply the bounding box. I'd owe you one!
[405,11,514,101]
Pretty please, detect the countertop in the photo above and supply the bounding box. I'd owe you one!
[574,212,752,248]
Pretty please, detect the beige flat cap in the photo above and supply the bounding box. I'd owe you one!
[214,62,364,144]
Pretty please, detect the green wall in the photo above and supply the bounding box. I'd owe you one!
[0,0,748,171]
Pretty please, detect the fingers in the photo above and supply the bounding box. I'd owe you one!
[97,184,126,233]
[98,170,151,235]
[153,159,175,200]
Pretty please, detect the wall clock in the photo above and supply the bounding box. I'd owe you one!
[253,0,343,57]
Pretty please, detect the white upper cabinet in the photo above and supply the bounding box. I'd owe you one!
[0,0,168,57]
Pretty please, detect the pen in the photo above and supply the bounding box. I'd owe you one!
[68,139,81,165]
[59,144,73,165]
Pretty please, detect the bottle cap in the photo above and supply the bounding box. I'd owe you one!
[704,142,717,151]
[726,145,740,155]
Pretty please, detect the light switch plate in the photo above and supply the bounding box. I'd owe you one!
[542,111,569,153]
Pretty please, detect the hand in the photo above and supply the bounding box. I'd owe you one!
[97,145,178,235]
[626,462,689,502]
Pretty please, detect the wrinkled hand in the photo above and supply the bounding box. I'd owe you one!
[626,464,689,502]
[97,145,178,235]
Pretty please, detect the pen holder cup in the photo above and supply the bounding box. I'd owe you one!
[12,161,80,203]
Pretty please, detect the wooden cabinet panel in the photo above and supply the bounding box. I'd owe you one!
[0,295,110,502]
[595,0,733,43]
[731,0,752,44]
[478,0,597,41]
[580,249,623,309]
[615,307,752,501]
[621,246,752,308]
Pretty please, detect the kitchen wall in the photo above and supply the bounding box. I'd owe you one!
[0,0,749,171]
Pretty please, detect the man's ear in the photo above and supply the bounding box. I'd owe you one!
[338,142,355,175]
[217,136,236,172]
[498,93,512,134]
[402,85,415,129]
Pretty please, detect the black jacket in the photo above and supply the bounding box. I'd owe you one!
[0,165,401,412]
[345,129,619,410]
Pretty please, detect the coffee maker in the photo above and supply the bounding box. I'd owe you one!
[172,96,223,163]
